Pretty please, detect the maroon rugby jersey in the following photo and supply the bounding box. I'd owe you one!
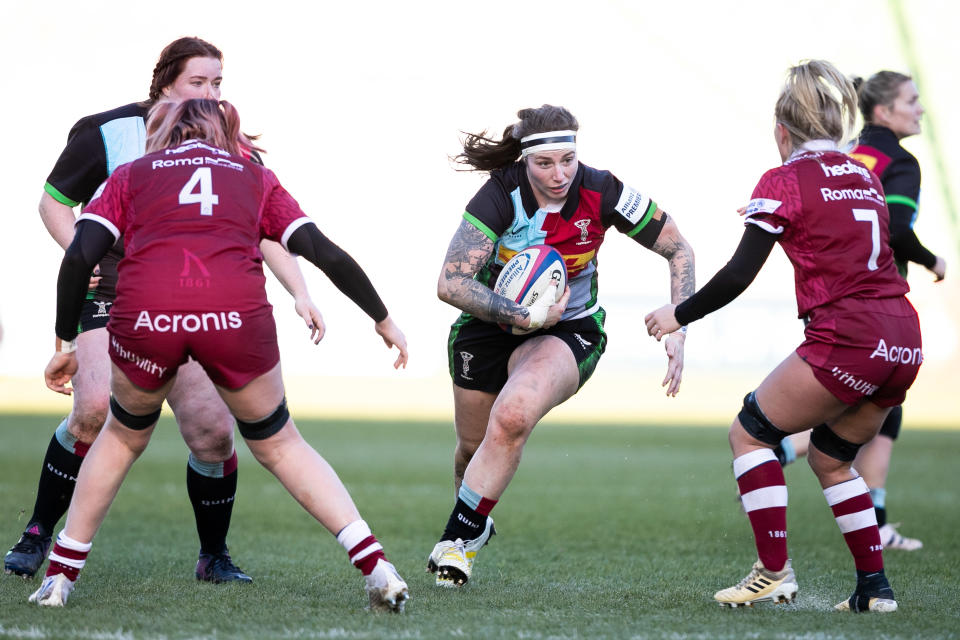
[78,140,310,316]
[743,149,908,317]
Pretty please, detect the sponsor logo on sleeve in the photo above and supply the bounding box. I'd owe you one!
[744,198,782,216]
[614,186,650,224]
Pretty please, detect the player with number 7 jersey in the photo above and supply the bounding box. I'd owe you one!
[645,60,921,612]
[743,148,908,316]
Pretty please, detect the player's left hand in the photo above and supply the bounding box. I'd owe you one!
[45,352,78,395]
[644,304,681,341]
[661,331,685,397]
[375,315,408,369]
[294,297,325,344]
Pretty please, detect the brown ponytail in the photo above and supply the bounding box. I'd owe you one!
[455,104,579,172]
[855,71,912,123]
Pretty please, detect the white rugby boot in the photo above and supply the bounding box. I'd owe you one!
[28,573,75,607]
[878,523,922,551]
[714,559,798,607]
[426,516,495,587]
[364,559,408,613]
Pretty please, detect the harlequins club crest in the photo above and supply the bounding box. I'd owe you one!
[460,351,474,380]
[575,219,591,245]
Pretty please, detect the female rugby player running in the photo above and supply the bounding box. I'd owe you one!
[646,60,921,613]
[426,104,694,587]
[30,99,409,612]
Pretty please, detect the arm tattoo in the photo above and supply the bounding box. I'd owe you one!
[650,220,695,305]
[439,219,530,325]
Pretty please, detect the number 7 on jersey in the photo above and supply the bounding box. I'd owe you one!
[179,167,219,216]
[852,208,880,271]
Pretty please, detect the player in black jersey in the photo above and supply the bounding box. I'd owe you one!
[769,71,945,552]
[426,105,695,587]
[5,37,324,584]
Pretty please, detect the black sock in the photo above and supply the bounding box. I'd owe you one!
[875,506,887,528]
[186,454,238,555]
[441,498,486,542]
[773,444,787,466]
[29,434,84,534]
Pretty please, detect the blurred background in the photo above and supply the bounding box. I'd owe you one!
[1,0,957,426]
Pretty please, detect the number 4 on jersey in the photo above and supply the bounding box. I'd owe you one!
[179,167,219,216]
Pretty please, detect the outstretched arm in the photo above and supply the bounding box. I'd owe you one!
[646,224,777,337]
[645,214,695,396]
[437,219,566,331]
[286,222,407,368]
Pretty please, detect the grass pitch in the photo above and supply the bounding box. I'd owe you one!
[0,413,957,639]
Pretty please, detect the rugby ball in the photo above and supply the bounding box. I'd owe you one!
[493,244,567,335]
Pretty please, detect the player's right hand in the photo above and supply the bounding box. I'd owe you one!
[45,352,78,395]
[294,296,325,344]
[540,284,570,330]
[375,315,408,370]
[930,256,946,282]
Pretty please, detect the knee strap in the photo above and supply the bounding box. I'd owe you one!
[878,405,902,440]
[810,423,863,462]
[109,395,161,430]
[236,397,290,441]
[737,391,789,446]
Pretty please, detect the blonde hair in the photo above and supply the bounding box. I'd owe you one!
[774,59,858,148]
[145,99,262,156]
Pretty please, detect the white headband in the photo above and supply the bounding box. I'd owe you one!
[519,130,577,157]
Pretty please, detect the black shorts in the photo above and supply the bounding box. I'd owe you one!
[448,308,607,393]
[79,298,114,333]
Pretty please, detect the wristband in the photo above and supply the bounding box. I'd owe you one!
[57,337,77,354]
[676,326,687,335]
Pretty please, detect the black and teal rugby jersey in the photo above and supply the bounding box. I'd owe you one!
[44,102,264,302]
[850,124,937,274]
[44,102,150,301]
[464,161,664,322]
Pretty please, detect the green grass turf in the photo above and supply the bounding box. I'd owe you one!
[0,413,957,639]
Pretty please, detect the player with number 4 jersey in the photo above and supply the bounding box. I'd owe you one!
[33,99,409,612]
[646,60,921,613]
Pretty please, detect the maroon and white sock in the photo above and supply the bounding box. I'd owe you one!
[734,448,788,572]
[336,520,385,576]
[824,475,883,572]
[46,531,92,582]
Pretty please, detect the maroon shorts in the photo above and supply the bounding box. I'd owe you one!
[107,306,281,391]
[797,296,922,407]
